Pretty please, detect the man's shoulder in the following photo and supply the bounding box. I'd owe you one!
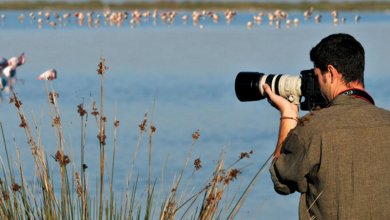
[297,108,331,128]
[295,103,390,134]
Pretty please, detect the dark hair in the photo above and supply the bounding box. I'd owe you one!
[310,33,365,85]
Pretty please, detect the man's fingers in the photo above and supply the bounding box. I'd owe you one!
[263,84,274,97]
[263,84,270,94]
[263,84,278,108]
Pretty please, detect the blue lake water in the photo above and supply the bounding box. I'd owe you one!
[0,9,390,219]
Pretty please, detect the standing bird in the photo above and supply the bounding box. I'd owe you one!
[0,52,25,92]
[38,68,57,80]
[6,53,25,69]
[2,53,25,78]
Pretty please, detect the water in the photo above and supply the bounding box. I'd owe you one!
[0,9,389,219]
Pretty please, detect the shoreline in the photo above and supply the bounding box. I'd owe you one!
[0,1,390,11]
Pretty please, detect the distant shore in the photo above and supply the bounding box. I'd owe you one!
[0,1,390,11]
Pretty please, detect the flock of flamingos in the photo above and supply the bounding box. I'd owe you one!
[0,7,362,30]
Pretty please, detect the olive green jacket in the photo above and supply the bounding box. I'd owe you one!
[270,94,390,219]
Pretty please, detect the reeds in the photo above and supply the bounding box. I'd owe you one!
[0,57,269,219]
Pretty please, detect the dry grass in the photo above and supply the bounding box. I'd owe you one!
[0,57,270,219]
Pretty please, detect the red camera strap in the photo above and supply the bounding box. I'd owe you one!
[340,89,375,105]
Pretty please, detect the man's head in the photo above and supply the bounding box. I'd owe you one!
[310,33,365,86]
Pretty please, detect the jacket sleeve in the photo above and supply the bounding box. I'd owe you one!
[269,131,320,195]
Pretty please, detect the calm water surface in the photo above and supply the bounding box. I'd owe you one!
[0,10,389,219]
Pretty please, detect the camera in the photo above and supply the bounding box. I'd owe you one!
[234,69,327,111]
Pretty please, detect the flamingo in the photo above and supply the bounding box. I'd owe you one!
[38,68,57,80]
[7,52,25,69]
[0,52,25,92]
[1,52,25,78]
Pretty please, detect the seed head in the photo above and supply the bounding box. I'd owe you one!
[52,116,61,127]
[77,104,87,117]
[150,124,156,133]
[91,101,99,117]
[12,183,21,192]
[223,168,241,185]
[239,150,253,160]
[194,158,202,171]
[54,150,71,167]
[97,57,108,75]
[139,113,147,132]
[19,115,27,128]
[192,129,200,140]
[10,94,22,109]
[114,120,120,128]
[48,92,58,104]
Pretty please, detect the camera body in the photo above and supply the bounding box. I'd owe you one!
[235,69,327,111]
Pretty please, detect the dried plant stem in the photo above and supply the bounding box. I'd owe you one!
[148,99,157,196]
[109,115,119,220]
[227,153,274,219]
[0,122,14,184]
[198,159,224,220]
[146,123,157,219]
[97,57,108,220]
[44,82,74,219]
[178,185,209,219]
[2,56,258,220]
[123,113,148,220]
[160,130,200,220]
[148,123,153,196]
[10,93,57,213]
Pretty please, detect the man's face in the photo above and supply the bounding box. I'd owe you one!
[314,67,332,102]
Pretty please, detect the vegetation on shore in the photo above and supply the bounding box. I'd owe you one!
[0,1,390,11]
[0,57,269,219]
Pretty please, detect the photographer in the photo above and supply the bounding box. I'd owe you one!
[265,33,390,219]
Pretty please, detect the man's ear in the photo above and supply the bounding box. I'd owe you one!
[327,65,340,83]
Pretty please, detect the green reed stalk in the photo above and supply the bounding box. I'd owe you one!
[146,117,156,219]
[148,123,153,199]
[77,100,89,220]
[127,174,139,219]
[0,152,13,217]
[109,116,119,220]
[123,113,147,219]
[0,122,14,186]
[16,147,36,218]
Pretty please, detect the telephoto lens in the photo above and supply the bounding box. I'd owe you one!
[235,72,302,104]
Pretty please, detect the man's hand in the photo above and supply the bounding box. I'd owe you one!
[263,84,299,159]
[263,84,299,117]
